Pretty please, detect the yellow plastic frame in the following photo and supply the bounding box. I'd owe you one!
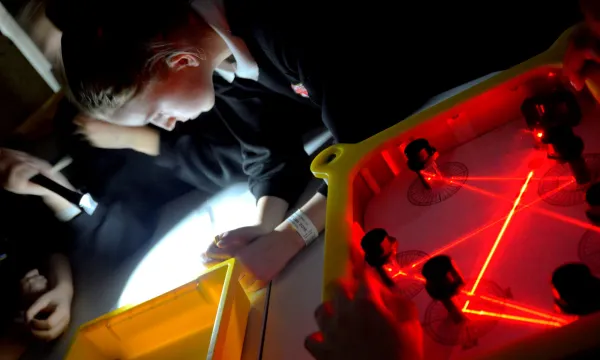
[66,258,250,360]
[311,28,577,301]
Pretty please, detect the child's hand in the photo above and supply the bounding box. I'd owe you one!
[305,270,423,360]
[0,148,77,215]
[563,25,600,91]
[0,149,56,196]
[564,0,600,93]
[20,269,48,298]
[25,283,73,341]
[235,228,305,292]
[202,225,271,265]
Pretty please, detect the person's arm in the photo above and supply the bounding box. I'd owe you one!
[130,127,160,156]
[26,253,73,341]
[256,195,289,231]
[271,192,326,243]
[305,269,423,360]
[210,192,327,290]
[0,148,83,220]
[563,1,600,91]
[47,253,73,296]
[74,115,160,155]
[41,192,81,221]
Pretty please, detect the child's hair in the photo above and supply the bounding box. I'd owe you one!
[60,1,208,118]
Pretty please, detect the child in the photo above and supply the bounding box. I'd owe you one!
[5,0,319,272]
[11,0,321,265]
[0,187,74,359]
[22,0,600,288]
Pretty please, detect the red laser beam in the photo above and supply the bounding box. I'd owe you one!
[476,294,570,324]
[463,309,563,327]
[529,207,600,234]
[407,215,510,269]
[460,176,571,181]
[451,178,600,236]
[458,180,600,235]
[404,179,576,270]
[389,270,570,324]
[465,171,534,310]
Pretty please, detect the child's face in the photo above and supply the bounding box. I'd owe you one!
[97,58,216,131]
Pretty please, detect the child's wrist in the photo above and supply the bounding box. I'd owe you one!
[282,209,320,247]
[42,193,70,210]
[276,221,307,249]
[55,281,74,300]
[42,194,81,221]
[255,221,276,234]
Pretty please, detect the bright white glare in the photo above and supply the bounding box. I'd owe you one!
[118,185,257,307]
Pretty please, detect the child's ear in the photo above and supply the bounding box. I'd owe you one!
[166,52,205,71]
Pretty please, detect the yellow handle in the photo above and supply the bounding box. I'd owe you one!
[311,144,354,179]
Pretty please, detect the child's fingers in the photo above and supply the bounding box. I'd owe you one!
[51,157,73,173]
[215,226,264,249]
[314,301,335,340]
[31,316,69,341]
[22,276,48,294]
[384,292,420,323]
[355,266,387,302]
[25,294,51,323]
[304,332,330,359]
[7,163,45,195]
[325,279,354,316]
[22,269,40,280]
[564,33,600,91]
[353,267,400,323]
[239,274,267,292]
[31,305,68,331]
[564,44,587,91]
[203,245,235,262]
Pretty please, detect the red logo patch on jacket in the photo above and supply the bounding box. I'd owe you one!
[291,83,309,98]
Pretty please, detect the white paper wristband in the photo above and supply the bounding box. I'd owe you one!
[286,209,319,246]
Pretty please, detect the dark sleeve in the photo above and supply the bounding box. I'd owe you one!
[155,111,248,194]
[155,95,312,204]
[210,81,313,205]
[223,93,311,204]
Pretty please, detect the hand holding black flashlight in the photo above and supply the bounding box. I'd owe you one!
[0,149,97,215]
[31,174,97,215]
